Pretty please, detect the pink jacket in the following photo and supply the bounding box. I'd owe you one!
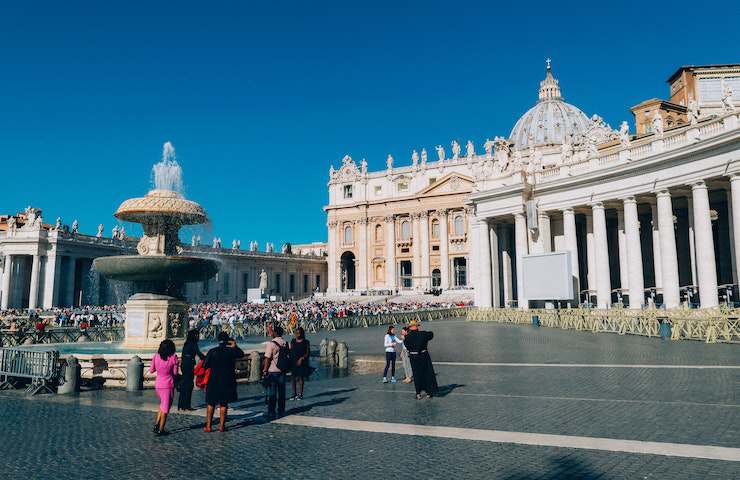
[149,353,179,389]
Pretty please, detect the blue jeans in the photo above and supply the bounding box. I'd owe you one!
[383,351,396,378]
[266,372,286,415]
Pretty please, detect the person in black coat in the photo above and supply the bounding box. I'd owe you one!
[403,320,438,400]
[203,332,244,432]
[178,329,205,411]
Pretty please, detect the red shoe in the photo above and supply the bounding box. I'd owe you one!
[203,427,212,433]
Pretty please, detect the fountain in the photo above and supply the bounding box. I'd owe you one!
[93,142,219,348]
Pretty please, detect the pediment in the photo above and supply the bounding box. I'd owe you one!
[418,173,474,196]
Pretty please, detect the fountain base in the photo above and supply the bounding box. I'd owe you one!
[123,293,188,349]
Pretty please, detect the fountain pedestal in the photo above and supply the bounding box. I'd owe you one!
[123,293,187,349]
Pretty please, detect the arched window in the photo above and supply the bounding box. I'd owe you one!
[453,215,464,236]
[343,225,353,245]
[431,220,440,239]
[401,220,411,240]
[375,224,383,242]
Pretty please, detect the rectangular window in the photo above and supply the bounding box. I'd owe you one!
[343,185,353,199]
[223,272,230,295]
[398,182,408,192]
[275,273,281,293]
[429,178,437,185]
[315,274,321,290]
[242,273,248,293]
[303,274,309,293]
[289,274,295,293]
[401,247,409,253]
[374,185,382,195]
[432,245,440,251]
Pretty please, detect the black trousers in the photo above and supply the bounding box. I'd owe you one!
[178,359,196,409]
[266,372,286,415]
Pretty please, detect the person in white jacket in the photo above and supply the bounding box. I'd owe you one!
[383,325,403,383]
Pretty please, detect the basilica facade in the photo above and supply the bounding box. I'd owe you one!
[326,63,740,309]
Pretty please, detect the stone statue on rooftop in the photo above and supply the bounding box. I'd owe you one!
[55,217,62,230]
[721,78,735,113]
[618,121,631,148]
[360,158,368,175]
[435,145,445,162]
[484,138,494,159]
[232,239,238,250]
[112,225,119,239]
[97,224,104,238]
[72,219,79,234]
[7,216,16,236]
[329,164,335,179]
[420,148,428,169]
[386,154,393,170]
[651,111,664,137]
[411,149,419,170]
[465,140,475,160]
[687,97,700,125]
[493,137,510,171]
[451,140,461,159]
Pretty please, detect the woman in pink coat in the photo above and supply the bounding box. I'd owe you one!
[149,339,179,435]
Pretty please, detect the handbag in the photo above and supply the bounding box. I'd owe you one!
[193,360,211,389]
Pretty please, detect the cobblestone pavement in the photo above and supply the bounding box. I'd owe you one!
[1,321,738,479]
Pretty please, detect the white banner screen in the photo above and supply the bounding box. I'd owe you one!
[521,251,574,300]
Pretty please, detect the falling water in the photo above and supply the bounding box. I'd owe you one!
[151,141,184,194]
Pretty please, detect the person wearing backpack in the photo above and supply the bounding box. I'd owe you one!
[263,325,289,419]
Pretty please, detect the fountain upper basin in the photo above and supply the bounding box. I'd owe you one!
[93,255,219,282]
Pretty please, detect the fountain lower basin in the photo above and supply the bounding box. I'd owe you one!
[93,256,219,283]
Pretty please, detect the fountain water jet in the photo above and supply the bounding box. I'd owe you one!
[93,142,219,348]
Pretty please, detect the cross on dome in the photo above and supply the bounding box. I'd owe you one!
[538,58,561,101]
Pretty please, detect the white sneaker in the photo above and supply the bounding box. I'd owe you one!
[391,377,397,383]
[382,377,388,383]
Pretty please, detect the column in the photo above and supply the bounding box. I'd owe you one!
[28,254,41,309]
[420,212,430,290]
[357,219,368,292]
[466,207,475,288]
[490,222,501,307]
[617,208,629,294]
[562,208,579,302]
[592,202,612,308]
[385,216,396,289]
[514,212,528,309]
[438,209,450,290]
[412,213,421,290]
[326,221,337,293]
[538,211,552,253]
[43,252,60,308]
[585,212,596,297]
[650,203,663,290]
[64,256,77,307]
[1,254,12,310]
[473,220,493,307]
[656,190,680,309]
[623,197,645,309]
[691,181,719,308]
[687,197,698,287]
[726,188,738,285]
[730,175,740,290]
[500,224,514,307]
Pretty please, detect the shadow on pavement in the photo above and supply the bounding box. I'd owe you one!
[435,383,464,397]
[503,456,601,479]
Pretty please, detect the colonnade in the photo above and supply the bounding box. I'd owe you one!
[475,177,740,309]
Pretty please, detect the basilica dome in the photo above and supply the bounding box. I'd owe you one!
[509,63,591,151]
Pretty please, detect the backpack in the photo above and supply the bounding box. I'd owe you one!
[272,340,292,372]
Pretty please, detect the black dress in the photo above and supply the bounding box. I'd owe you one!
[203,344,244,407]
[178,340,205,409]
[403,330,438,395]
[290,338,311,378]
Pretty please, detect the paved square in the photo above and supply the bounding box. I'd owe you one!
[1,320,738,479]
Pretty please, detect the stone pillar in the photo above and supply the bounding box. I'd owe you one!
[592,202,611,308]
[490,223,501,307]
[465,207,475,288]
[438,209,450,289]
[617,208,629,294]
[650,203,663,290]
[357,219,368,292]
[687,197,698,288]
[562,208,579,302]
[500,224,513,307]
[656,190,680,309]
[585,212,596,297]
[691,181,719,308]
[1,254,12,310]
[726,188,738,285]
[420,212,430,290]
[623,197,645,309]
[473,220,492,307]
[514,212,528,309]
[28,254,41,309]
[412,213,421,289]
[385,216,396,289]
[327,221,337,293]
[538,211,552,253]
[730,175,740,291]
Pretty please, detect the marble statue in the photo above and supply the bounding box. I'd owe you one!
[55,217,62,230]
[72,219,79,234]
[587,138,599,158]
[561,134,573,162]
[651,111,664,137]
[411,149,419,169]
[212,237,218,249]
[259,269,268,293]
[329,164,335,178]
[420,148,428,169]
[360,158,368,175]
[237,240,241,250]
[618,121,631,148]
[688,97,700,126]
[451,140,461,159]
[484,138,494,159]
[386,154,394,170]
[7,216,16,236]
[119,226,126,239]
[266,242,275,253]
[191,235,197,246]
[493,137,510,171]
[96,224,104,238]
[435,145,445,162]
[281,243,288,254]
[721,78,735,113]
[465,140,475,159]
[112,225,119,239]
[232,239,238,250]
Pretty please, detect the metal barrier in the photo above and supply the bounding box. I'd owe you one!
[0,348,60,395]
[0,327,124,347]
[468,308,740,344]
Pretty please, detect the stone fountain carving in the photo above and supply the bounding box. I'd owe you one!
[93,142,219,348]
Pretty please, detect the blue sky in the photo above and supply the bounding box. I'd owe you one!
[1,1,738,245]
